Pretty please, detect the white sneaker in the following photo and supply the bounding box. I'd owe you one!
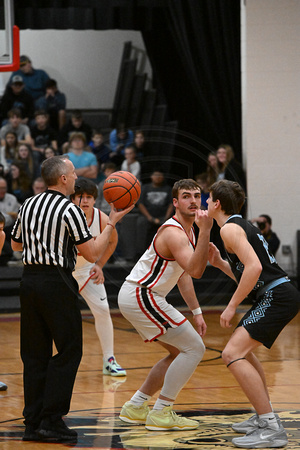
[103,356,126,377]
[232,413,280,434]
[232,419,288,448]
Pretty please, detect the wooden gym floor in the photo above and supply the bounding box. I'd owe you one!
[0,306,300,449]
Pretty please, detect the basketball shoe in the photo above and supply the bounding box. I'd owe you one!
[103,356,126,377]
[232,419,288,448]
[232,413,280,433]
[145,406,199,431]
[119,401,150,424]
[0,381,7,391]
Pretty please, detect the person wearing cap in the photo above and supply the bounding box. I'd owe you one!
[0,75,35,126]
[8,55,50,101]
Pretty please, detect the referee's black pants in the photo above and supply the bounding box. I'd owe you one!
[20,265,83,428]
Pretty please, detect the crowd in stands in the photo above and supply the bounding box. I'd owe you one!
[0,54,249,266]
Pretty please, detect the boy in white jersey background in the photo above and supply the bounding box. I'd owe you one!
[207,180,300,449]
[70,178,126,377]
[118,179,213,431]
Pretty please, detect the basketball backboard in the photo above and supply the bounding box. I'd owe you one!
[0,0,19,71]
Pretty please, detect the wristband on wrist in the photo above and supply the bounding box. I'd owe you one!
[106,222,115,229]
[192,307,202,316]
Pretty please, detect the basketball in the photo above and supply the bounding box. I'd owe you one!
[103,171,141,210]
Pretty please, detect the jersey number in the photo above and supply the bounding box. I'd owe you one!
[257,234,276,264]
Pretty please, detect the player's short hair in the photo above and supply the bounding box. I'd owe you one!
[41,155,70,186]
[209,179,245,215]
[69,177,98,201]
[172,179,201,199]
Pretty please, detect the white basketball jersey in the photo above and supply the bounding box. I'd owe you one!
[75,208,103,272]
[126,216,196,297]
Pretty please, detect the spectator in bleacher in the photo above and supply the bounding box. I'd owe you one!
[0,131,19,175]
[216,144,246,191]
[0,75,35,126]
[44,145,57,160]
[133,129,150,159]
[95,162,117,215]
[8,55,50,101]
[32,177,47,195]
[250,214,280,256]
[0,109,32,147]
[7,161,33,203]
[206,151,218,187]
[0,177,20,265]
[15,143,40,181]
[30,110,58,163]
[35,79,67,131]
[135,169,174,261]
[133,129,155,177]
[109,124,134,167]
[88,130,111,170]
[66,132,98,180]
[58,110,93,153]
[120,145,141,181]
[194,172,209,210]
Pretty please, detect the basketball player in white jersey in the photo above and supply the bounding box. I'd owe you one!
[70,178,126,376]
[118,179,213,430]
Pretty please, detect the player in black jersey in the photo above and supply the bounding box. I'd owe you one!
[207,179,300,449]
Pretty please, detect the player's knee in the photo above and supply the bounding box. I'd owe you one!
[189,336,205,362]
[222,347,237,366]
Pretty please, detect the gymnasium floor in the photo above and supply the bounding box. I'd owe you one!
[1,307,300,449]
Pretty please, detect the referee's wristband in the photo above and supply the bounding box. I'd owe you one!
[192,307,202,316]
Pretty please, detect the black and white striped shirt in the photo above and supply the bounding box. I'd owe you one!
[11,190,92,270]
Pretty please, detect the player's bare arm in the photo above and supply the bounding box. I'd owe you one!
[156,215,212,279]
[220,223,262,328]
[177,272,207,337]
[208,242,236,280]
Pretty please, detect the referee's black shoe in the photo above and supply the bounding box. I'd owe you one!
[22,425,41,441]
[37,417,77,442]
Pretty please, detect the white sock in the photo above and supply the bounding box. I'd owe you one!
[153,397,174,411]
[130,390,151,406]
[259,412,279,430]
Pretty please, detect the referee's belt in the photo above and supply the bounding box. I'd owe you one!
[256,276,290,299]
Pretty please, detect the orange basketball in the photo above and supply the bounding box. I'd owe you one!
[103,171,141,210]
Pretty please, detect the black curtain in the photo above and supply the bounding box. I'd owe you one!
[142,0,241,170]
[14,0,241,168]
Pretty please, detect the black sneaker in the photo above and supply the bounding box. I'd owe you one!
[22,425,41,442]
[37,417,77,442]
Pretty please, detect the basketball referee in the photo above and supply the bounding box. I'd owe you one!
[11,155,133,443]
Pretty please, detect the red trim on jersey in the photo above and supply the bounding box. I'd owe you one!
[148,290,186,326]
[138,254,159,283]
[148,259,169,289]
[136,287,164,339]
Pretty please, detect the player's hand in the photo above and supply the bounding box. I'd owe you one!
[193,314,207,337]
[108,203,135,226]
[220,304,236,328]
[208,242,222,266]
[89,265,105,284]
[194,209,213,231]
